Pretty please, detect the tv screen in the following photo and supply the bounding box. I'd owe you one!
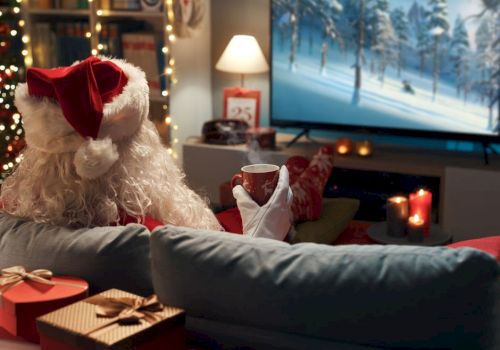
[271,0,500,140]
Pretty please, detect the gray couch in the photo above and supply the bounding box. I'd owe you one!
[0,212,498,349]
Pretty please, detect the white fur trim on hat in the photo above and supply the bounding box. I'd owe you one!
[74,137,119,179]
[14,57,149,155]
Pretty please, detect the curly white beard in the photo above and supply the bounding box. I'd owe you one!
[0,119,222,231]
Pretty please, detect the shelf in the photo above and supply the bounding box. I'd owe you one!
[150,95,168,103]
[27,8,90,17]
[97,10,164,20]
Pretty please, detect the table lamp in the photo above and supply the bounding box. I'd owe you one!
[215,34,269,87]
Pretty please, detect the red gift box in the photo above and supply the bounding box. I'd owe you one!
[0,267,88,343]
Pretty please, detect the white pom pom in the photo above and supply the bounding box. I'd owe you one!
[74,138,119,179]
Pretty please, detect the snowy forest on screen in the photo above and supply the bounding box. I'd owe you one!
[272,0,499,136]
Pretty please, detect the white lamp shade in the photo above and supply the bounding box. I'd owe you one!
[215,35,269,74]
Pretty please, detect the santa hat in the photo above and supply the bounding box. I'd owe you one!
[15,56,149,179]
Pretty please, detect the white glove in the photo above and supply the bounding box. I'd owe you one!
[233,166,293,241]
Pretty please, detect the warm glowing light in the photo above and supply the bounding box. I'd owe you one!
[165,67,173,75]
[91,49,98,55]
[10,30,17,37]
[409,214,424,226]
[97,43,104,50]
[164,116,172,124]
[21,49,28,56]
[169,58,175,65]
[166,24,173,32]
[418,189,426,196]
[168,34,176,42]
[161,47,168,54]
[95,23,102,32]
[96,9,103,16]
[13,7,20,14]
[167,148,173,155]
[24,56,33,66]
[85,32,92,38]
[2,165,8,171]
[18,20,25,27]
[173,125,178,131]
[22,35,29,43]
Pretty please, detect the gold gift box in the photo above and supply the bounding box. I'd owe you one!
[36,289,185,350]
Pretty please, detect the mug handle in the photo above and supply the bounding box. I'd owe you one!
[231,173,243,188]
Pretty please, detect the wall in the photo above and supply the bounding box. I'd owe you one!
[211,0,270,121]
[170,1,213,160]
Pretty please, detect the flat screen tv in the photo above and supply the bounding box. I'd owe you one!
[271,0,500,142]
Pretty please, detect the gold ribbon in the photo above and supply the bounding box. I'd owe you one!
[0,266,86,299]
[83,295,164,336]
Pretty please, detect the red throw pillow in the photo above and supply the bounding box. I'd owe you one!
[286,145,335,222]
[448,236,500,262]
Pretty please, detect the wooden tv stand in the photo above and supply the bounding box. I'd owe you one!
[183,134,500,242]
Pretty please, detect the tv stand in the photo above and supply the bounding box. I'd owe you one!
[286,129,318,148]
[481,142,498,165]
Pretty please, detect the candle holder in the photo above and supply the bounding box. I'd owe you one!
[335,138,353,156]
[355,140,373,157]
[386,196,408,237]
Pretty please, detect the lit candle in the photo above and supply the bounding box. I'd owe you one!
[407,214,425,242]
[335,138,353,156]
[356,140,373,157]
[409,189,432,236]
[386,196,409,237]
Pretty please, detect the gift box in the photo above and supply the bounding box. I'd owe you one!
[37,289,186,350]
[0,266,88,343]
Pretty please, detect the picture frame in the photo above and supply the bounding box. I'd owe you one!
[223,87,261,128]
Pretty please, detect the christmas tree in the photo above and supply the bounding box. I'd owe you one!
[0,1,25,183]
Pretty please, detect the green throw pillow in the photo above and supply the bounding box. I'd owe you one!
[292,198,360,244]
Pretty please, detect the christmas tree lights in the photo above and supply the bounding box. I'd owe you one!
[0,0,25,183]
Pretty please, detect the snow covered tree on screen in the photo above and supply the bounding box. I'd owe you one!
[415,8,431,77]
[371,0,396,84]
[391,7,409,77]
[312,0,344,75]
[449,16,470,101]
[428,0,450,100]
[348,0,366,105]
[475,15,499,130]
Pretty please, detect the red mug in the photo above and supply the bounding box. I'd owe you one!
[231,164,280,206]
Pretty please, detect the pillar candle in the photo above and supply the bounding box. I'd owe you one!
[407,214,425,242]
[409,189,432,236]
[386,196,409,237]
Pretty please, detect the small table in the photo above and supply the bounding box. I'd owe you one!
[367,222,452,246]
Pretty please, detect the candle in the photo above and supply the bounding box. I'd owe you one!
[356,140,373,157]
[386,196,409,237]
[335,138,353,156]
[407,214,425,242]
[409,189,432,236]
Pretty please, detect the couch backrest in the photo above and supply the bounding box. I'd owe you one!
[150,225,499,350]
[0,212,153,296]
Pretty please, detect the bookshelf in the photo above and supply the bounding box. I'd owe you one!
[19,0,174,145]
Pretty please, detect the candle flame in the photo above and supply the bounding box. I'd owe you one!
[418,189,425,196]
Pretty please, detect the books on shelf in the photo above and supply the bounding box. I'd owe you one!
[122,32,163,98]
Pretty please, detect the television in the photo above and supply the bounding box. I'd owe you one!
[270,0,500,142]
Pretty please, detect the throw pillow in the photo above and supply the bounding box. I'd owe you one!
[291,198,360,244]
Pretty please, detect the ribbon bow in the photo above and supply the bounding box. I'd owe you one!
[0,266,55,297]
[83,295,164,336]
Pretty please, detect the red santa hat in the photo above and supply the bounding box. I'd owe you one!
[15,56,149,179]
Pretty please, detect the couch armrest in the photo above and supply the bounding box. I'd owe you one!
[448,236,500,262]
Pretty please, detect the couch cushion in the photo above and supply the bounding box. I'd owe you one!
[292,198,359,244]
[0,212,152,296]
[150,225,499,349]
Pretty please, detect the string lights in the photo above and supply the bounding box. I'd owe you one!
[0,2,26,180]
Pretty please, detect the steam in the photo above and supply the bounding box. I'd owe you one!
[247,139,272,165]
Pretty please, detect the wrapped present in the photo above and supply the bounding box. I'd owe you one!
[37,289,186,350]
[0,266,88,343]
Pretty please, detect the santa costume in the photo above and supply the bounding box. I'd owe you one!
[1,56,297,240]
